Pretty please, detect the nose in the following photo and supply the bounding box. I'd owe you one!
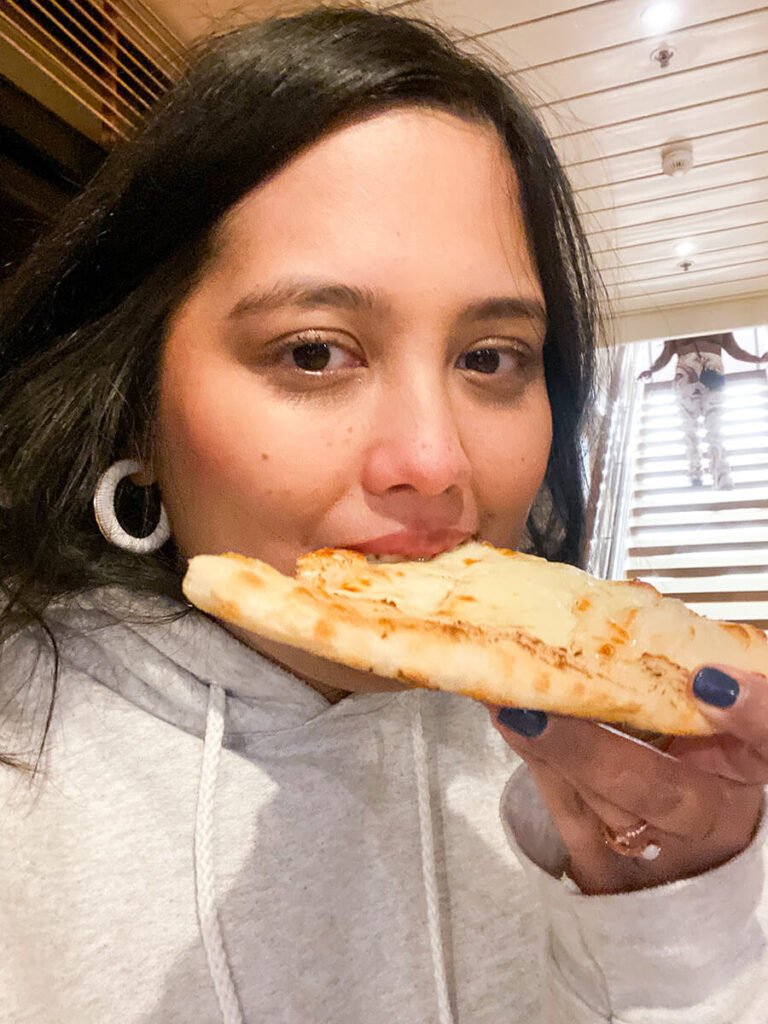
[361,374,472,499]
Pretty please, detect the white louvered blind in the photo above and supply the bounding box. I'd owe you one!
[625,333,768,631]
[1,0,185,144]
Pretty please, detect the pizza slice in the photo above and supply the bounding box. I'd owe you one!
[182,541,768,736]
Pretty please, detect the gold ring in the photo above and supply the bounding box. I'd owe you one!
[600,820,661,861]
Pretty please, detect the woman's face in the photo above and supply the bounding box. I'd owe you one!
[155,108,552,690]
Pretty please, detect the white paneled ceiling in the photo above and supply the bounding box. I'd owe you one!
[144,0,768,339]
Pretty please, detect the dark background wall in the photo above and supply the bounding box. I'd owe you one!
[1,74,104,278]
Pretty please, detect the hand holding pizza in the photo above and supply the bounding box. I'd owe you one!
[493,664,768,895]
[184,541,768,897]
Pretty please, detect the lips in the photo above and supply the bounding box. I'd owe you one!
[348,528,472,560]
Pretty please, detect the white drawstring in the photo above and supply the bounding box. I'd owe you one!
[194,683,245,1024]
[193,684,452,1024]
[410,693,455,1024]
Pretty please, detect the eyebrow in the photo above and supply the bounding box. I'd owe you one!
[229,280,380,318]
[457,296,546,326]
[228,278,546,326]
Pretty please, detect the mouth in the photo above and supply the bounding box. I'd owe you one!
[346,528,473,561]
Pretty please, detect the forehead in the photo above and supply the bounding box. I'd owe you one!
[207,107,543,307]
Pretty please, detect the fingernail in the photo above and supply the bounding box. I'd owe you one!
[693,667,740,708]
[497,707,548,737]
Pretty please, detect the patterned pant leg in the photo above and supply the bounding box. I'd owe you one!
[674,380,704,481]
[702,387,732,488]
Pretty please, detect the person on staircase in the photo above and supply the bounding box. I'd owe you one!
[638,332,767,489]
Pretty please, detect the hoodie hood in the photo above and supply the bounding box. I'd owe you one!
[46,586,396,739]
[37,587,453,1024]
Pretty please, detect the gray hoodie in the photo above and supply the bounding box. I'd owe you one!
[2,590,767,1023]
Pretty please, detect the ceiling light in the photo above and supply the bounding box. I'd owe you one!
[675,240,696,257]
[642,2,680,34]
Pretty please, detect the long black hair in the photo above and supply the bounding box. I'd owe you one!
[0,5,600,769]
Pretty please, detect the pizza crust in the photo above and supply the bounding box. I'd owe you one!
[182,542,768,736]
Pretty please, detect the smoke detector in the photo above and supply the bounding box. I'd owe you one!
[661,141,693,177]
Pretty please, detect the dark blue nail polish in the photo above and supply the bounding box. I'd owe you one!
[693,668,740,708]
[497,707,548,737]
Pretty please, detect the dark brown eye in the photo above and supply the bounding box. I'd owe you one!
[292,342,331,371]
[463,348,501,374]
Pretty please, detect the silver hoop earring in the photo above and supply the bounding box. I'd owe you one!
[93,459,171,554]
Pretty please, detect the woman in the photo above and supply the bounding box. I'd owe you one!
[639,333,767,488]
[2,8,767,1023]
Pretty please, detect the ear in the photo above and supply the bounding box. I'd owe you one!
[131,433,159,486]
[129,460,156,487]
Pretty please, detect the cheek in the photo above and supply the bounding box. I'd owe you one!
[154,351,354,559]
[466,386,552,524]
[158,357,271,495]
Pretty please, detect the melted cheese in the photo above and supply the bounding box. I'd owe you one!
[300,542,650,650]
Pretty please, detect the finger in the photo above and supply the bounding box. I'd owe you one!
[523,760,667,894]
[523,757,610,866]
[494,707,724,840]
[578,781,655,836]
[491,716,651,843]
[692,665,768,757]
[669,732,768,785]
[576,779,762,879]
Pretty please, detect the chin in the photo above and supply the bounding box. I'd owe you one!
[227,626,407,698]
